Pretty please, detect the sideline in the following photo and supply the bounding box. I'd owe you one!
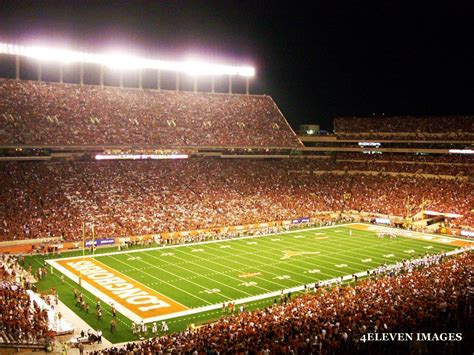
[48,223,355,261]
[54,298,113,354]
[47,223,472,324]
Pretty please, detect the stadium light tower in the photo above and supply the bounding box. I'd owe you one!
[0,43,255,94]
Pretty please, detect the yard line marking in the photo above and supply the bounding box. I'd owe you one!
[353,223,471,246]
[227,245,356,282]
[144,234,354,274]
[33,259,132,335]
[145,242,308,289]
[49,223,358,261]
[229,234,373,275]
[46,223,465,327]
[142,250,267,297]
[93,228,460,286]
[239,282,258,287]
[142,244,463,324]
[252,231,396,269]
[107,254,215,305]
[383,254,395,258]
[238,272,261,278]
[168,246,288,290]
[281,229,451,266]
[49,222,469,263]
[361,258,373,263]
[208,241,330,276]
[49,227,466,326]
[53,257,189,322]
[304,269,321,274]
[127,256,141,261]
[302,231,447,272]
[280,251,320,260]
[203,243,325,284]
[199,288,220,294]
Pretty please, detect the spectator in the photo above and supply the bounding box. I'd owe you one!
[0,79,302,148]
[334,115,474,140]
[92,252,472,354]
[0,158,472,242]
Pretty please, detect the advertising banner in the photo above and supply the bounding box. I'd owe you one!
[292,217,310,224]
[85,238,115,247]
[375,218,391,225]
[460,230,474,238]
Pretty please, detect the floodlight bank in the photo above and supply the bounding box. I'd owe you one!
[0,42,255,77]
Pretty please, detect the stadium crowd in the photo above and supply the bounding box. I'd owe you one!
[0,266,51,346]
[0,79,301,147]
[335,132,473,141]
[88,251,473,354]
[335,152,474,164]
[334,116,474,141]
[0,77,472,355]
[284,155,472,176]
[342,161,469,176]
[1,158,472,241]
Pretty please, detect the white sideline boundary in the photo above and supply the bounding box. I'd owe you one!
[49,222,472,263]
[46,259,144,324]
[47,223,473,324]
[359,223,474,244]
[49,223,356,262]
[141,245,472,323]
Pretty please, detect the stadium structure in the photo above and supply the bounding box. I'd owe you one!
[0,43,472,354]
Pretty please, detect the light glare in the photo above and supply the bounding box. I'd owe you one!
[95,154,189,160]
[0,42,255,76]
[449,149,474,155]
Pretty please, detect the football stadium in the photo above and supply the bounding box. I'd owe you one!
[1,3,473,355]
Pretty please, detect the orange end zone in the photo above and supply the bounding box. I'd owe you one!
[57,257,188,319]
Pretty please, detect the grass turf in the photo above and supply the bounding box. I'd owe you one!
[25,224,459,343]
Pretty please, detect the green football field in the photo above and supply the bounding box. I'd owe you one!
[85,224,459,309]
[30,223,465,343]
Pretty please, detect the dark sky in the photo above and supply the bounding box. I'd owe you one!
[0,1,473,130]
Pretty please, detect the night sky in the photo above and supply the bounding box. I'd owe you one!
[0,1,473,130]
